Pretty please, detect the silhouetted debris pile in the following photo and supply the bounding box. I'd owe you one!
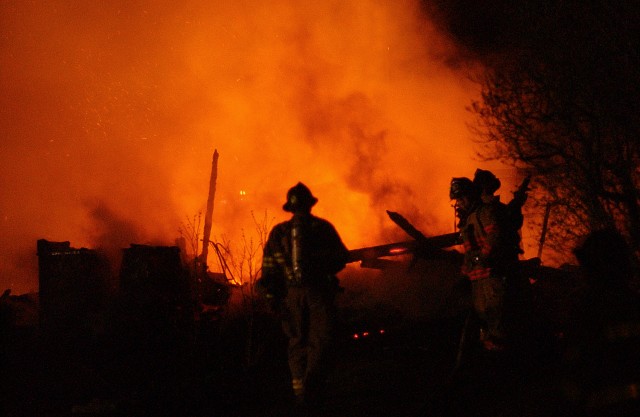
[1,239,606,417]
[37,239,111,347]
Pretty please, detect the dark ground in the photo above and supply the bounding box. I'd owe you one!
[2,304,571,417]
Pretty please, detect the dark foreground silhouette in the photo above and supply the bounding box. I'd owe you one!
[3,302,571,417]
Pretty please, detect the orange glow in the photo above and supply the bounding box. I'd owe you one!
[389,247,410,255]
[0,1,528,294]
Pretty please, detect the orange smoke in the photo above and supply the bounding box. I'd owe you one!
[0,1,498,294]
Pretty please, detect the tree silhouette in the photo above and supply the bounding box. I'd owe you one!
[429,1,640,261]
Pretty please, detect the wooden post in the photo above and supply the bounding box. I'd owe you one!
[199,149,219,270]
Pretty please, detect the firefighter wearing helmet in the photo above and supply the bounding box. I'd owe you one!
[450,177,509,351]
[258,182,349,407]
[473,168,525,241]
[472,169,533,349]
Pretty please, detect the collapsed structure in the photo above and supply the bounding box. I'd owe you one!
[37,239,110,347]
[34,240,230,349]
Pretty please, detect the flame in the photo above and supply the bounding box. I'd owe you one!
[0,1,517,294]
[389,247,410,255]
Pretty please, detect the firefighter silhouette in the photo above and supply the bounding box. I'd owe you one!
[258,182,349,406]
[472,169,533,350]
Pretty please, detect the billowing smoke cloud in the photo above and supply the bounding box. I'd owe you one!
[1,0,486,294]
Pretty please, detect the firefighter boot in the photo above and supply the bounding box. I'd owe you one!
[292,378,305,405]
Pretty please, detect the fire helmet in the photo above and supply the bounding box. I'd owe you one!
[283,182,318,212]
[473,169,501,195]
[449,177,479,200]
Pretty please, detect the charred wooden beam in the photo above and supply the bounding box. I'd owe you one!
[200,149,219,269]
[348,240,418,263]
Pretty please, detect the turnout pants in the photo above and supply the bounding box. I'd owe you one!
[281,286,336,400]
[471,275,506,344]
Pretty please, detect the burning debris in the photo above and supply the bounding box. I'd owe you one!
[31,238,233,346]
[0,219,596,417]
